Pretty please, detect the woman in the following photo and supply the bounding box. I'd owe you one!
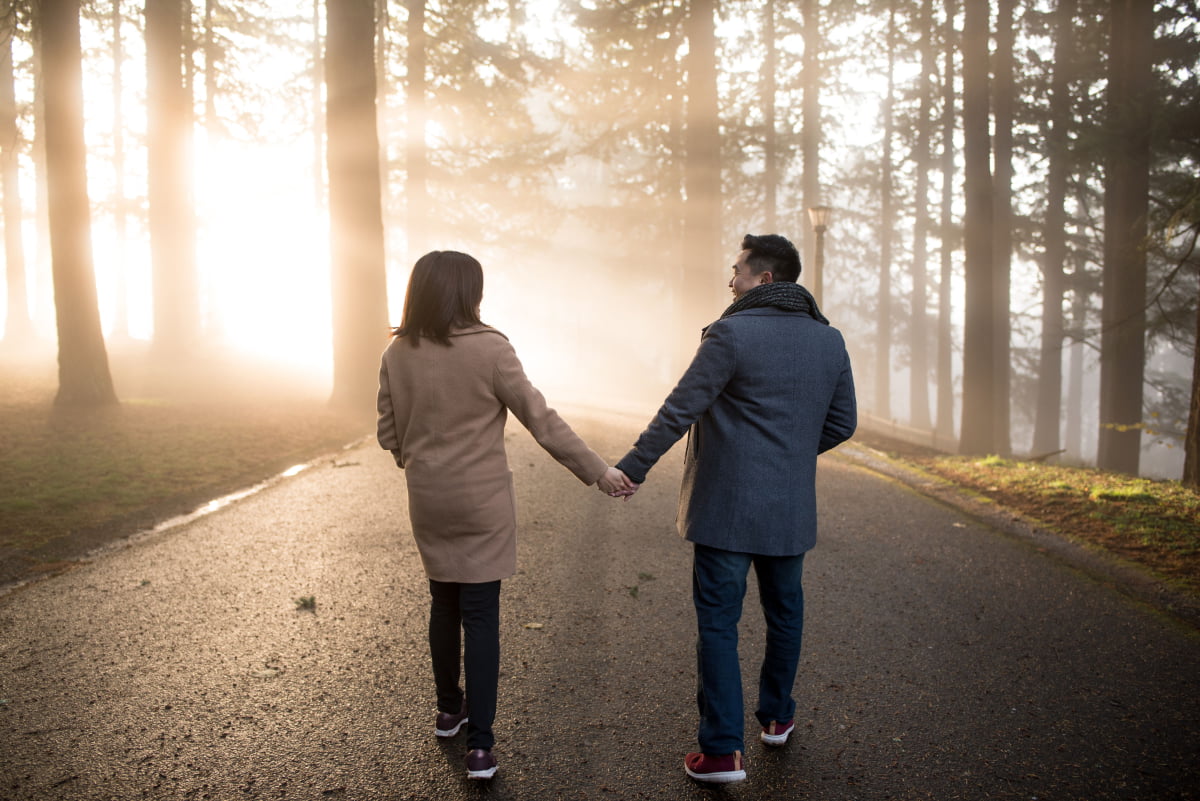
[376,250,631,780]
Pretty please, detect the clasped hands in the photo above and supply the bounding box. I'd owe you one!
[597,466,639,500]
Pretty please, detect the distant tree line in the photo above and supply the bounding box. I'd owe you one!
[0,0,1196,486]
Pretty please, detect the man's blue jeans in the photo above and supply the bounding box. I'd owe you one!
[693,543,807,755]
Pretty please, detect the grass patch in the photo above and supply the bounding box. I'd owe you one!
[1089,486,1157,503]
[976,454,1011,468]
[0,352,370,563]
[916,454,1200,594]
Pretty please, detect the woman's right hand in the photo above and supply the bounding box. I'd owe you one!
[597,466,639,499]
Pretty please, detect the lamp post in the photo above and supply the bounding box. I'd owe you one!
[807,205,832,308]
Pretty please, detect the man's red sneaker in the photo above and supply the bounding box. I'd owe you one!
[684,750,746,783]
[760,719,794,746]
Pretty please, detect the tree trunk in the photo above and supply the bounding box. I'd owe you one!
[762,0,777,232]
[958,0,996,455]
[1032,0,1076,459]
[204,0,216,130]
[990,0,1014,456]
[40,0,117,406]
[936,0,956,442]
[326,0,388,410]
[1097,0,1153,475]
[1184,290,1200,488]
[31,16,52,332]
[198,0,222,339]
[877,0,896,420]
[681,0,721,349]
[801,0,821,304]
[181,0,193,99]
[1064,277,1086,460]
[146,0,199,359]
[909,0,935,432]
[1,4,33,344]
[375,0,389,257]
[312,0,324,208]
[110,0,129,340]
[405,0,428,263]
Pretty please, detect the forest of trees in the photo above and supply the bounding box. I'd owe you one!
[0,0,1197,485]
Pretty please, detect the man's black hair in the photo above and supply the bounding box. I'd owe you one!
[741,234,801,283]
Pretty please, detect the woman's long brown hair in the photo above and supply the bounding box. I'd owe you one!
[393,250,484,346]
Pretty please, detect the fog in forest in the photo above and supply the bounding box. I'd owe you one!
[2,0,1197,481]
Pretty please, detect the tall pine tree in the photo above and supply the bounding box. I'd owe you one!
[1097,0,1153,474]
[40,0,117,406]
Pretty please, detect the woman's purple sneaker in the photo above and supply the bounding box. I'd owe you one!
[465,748,497,779]
[435,700,468,738]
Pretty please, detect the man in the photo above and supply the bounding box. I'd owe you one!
[613,233,856,783]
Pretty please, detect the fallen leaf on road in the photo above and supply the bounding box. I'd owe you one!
[522,622,544,629]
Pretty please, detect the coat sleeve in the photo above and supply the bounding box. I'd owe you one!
[492,341,608,485]
[615,321,737,485]
[376,354,404,467]
[818,346,857,454]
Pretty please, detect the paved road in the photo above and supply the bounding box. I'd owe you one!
[1,414,1197,800]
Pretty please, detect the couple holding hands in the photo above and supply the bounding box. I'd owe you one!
[376,234,857,783]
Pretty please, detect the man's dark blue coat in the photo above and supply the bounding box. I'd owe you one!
[617,305,857,556]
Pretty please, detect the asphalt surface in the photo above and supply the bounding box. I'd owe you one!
[1,413,1197,800]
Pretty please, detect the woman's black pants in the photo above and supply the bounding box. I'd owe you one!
[428,578,501,751]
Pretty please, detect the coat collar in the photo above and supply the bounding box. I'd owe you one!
[449,324,508,340]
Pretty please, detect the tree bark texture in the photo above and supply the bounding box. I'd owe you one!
[936,0,956,441]
[1097,0,1153,475]
[146,0,198,358]
[909,0,935,432]
[40,0,118,406]
[326,0,388,410]
[958,0,996,455]
[990,0,1014,456]
[1032,0,1076,458]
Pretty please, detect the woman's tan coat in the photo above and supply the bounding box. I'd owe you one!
[377,325,607,583]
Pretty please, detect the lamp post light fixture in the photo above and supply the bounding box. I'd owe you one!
[807,205,832,308]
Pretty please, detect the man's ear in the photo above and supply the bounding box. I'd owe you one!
[759,271,774,285]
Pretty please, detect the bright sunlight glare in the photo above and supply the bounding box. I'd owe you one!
[193,134,332,374]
